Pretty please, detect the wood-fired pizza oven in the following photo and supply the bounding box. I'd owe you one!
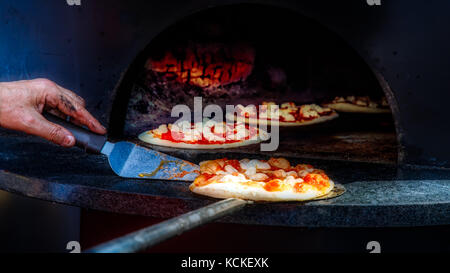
[1,0,449,253]
[3,0,447,168]
[108,4,398,165]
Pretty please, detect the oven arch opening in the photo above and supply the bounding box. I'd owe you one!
[109,3,400,165]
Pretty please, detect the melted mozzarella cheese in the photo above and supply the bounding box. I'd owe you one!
[280,109,296,121]
[333,97,346,103]
[281,102,296,109]
[182,130,202,142]
[235,128,249,140]
[213,123,226,134]
[244,167,257,176]
[203,131,225,142]
[300,105,320,119]
[240,159,271,170]
[249,173,269,181]
[224,165,239,173]
[153,124,168,135]
[284,176,304,186]
[219,173,248,183]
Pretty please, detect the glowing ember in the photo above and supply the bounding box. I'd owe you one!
[146,43,255,88]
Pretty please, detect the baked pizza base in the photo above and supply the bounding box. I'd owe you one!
[226,111,339,127]
[190,179,334,202]
[189,158,335,202]
[139,132,264,149]
[324,103,390,114]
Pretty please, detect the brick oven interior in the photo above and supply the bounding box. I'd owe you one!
[109,5,398,164]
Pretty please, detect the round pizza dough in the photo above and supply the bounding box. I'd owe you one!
[225,112,339,127]
[189,179,335,202]
[324,103,391,114]
[138,131,267,149]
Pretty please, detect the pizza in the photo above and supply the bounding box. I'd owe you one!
[138,120,269,149]
[225,102,339,126]
[323,96,390,114]
[189,157,334,201]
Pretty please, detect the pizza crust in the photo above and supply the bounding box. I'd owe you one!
[190,179,335,202]
[138,131,266,149]
[225,112,339,127]
[324,103,391,114]
[189,158,335,202]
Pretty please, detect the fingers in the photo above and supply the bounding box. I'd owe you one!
[0,78,105,148]
[55,84,86,107]
[43,85,107,135]
[45,107,85,128]
[32,79,85,107]
[67,106,107,135]
[45,107,67,120]
[23,111,76,147]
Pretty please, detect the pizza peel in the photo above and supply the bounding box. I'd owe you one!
[85,187,346,253]
[45,113,346,253]
[44,113,199,181]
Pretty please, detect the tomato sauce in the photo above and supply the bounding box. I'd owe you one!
[195,173,216,186]
[303,173,330,190]
[264,180,281,192]
[293,183,304,193]
[225,159,242,172]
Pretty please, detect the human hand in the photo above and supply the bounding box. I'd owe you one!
[0,79,106,147]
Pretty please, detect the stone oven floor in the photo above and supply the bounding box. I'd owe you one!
[132,113,398,164]
[0,129,449,227]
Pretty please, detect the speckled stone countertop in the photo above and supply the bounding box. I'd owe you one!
[0,131,449,227]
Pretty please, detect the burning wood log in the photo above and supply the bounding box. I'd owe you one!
[146,42,255,89]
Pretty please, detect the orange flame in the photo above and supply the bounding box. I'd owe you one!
[146,43,255,88]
